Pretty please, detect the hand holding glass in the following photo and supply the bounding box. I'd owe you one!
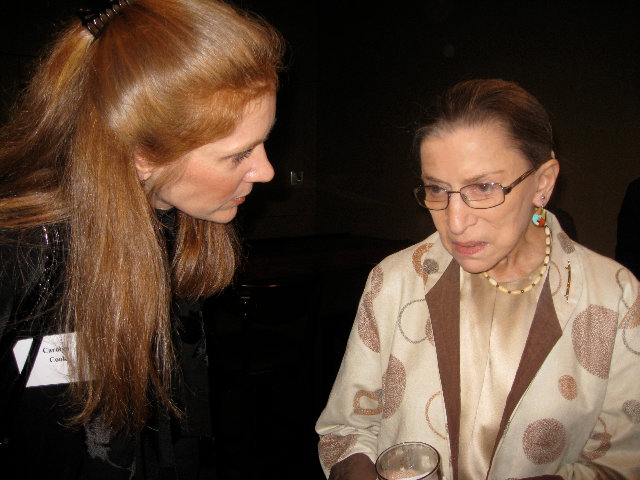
[375,442,441,480]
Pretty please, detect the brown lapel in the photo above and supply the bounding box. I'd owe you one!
[427,265,562,480]
[489,276,562,465]
[426,260,461,480]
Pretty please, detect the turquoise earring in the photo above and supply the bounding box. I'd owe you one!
[532,196,546,227]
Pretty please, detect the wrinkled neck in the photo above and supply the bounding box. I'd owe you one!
[487,222,547,283]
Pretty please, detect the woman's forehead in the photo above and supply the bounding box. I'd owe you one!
[421,124,511,159]
[419,124,529,179]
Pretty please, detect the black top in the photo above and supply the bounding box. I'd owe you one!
[0,212,216,479]
[616,177,640,279]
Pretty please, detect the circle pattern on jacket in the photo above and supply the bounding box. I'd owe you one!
[581,417,611,461]
[548,261,563,297]
[382,355,406,419]
[619,291,640,329]
[425,391,447,440]
[623,400,640,423]
[397,299,432,345]
[522,418,566,464]
[412,243,434,281]
[358,266,383,353]
[318,433,358,470]
[571,304,618,379]
[353,389,382,416]
[557,375,577,400]
[557,232,575,254]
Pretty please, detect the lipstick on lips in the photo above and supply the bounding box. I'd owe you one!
[452,241,487,256]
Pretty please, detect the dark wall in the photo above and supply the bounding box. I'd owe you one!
[309,1,640,257]
[2,1,639,258]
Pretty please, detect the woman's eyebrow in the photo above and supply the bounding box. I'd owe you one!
[222,119,277,160]
[421,175,449,186]
[422,170,505,185]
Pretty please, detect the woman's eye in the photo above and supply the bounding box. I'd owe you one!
[426,185,446,196]
[476,183,494,193]
[231,148,253,164]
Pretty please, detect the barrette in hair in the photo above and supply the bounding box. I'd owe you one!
[79,0,132,38]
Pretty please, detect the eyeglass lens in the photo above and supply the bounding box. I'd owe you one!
[414,168,536,211]
[421,183,504,209]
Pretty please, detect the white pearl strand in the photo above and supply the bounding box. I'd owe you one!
[481,225,551,295]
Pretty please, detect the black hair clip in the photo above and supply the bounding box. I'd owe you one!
[79,0,132,38]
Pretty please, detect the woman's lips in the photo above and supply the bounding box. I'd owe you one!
[232,189,252,206]
[452,241,487,256]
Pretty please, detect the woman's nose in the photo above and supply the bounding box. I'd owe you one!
[248,145,275,183]
[446,192,476,234]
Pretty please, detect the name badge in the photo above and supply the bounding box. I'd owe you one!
[13,332,80,387]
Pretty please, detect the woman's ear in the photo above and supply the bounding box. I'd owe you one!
[535,158,560,206]
[134,151,155,183]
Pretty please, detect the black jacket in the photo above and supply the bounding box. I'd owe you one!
[0,216,215,479]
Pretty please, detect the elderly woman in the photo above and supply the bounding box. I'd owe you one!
[316,79,640,480]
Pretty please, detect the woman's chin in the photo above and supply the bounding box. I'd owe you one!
[454,256,493,274]
[185,206,238,224]
[208,210,238,224]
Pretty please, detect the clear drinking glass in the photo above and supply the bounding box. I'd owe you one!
[375,442,441,480]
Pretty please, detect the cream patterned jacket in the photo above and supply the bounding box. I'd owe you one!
[316,215,640,479]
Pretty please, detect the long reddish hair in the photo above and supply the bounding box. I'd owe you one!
[0,0,284,432]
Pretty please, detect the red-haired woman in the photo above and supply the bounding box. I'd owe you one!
[0,0,284,477]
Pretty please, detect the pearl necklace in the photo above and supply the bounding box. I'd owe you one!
[481,225,551,295]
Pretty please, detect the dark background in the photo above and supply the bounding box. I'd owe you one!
[2,1,639,478]
[236,0,640,259]
[5,1,638,256]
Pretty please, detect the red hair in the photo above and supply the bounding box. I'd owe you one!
[0,0,284,432]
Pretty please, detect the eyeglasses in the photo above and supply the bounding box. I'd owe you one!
[413,168,536,211]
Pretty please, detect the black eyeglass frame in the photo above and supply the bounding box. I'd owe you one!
[413,167,537,211]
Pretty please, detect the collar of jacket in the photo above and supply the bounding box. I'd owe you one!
[425,256,561,480]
